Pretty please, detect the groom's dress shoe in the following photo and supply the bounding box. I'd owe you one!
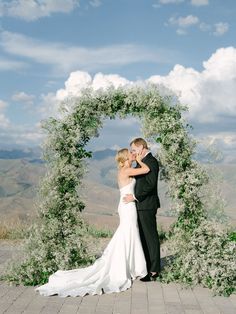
[140,274,151,282]
[150,272,160,281]
[140,272,161,282]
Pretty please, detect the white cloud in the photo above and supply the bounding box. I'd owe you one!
[168,14,199,34]
[92,73,130,91]
[213,22,229,37]
[197,132,236,163]
[0,122,45,146]
[5,47,234,159]
[199,22,211,32]
[89,0,102,7]
[0,114,10,128]
[202,47,236,81]
[58,71,130,100]
[0,99,8,110]
[152,0,184,7]
[168,15,229,37]
[56,71,92,101]
[169,15,199,28]
[3,43,232,156]
[191,0,209,6]
[0,55,26,71]
[0,71,134,145]
[176,28,187,36]
[37,46,236,160]
[159,0,184,3]
[39,92,60,119]
[0,31,173,75]
[201,133,236,150]
[0,99,10,128]
[0,97,44,144]
[38,76,141,151]
[148,47,236,124]
[0,0,80,21]
[12,91,35,105]
[40,71,131,117]
[39,47,236,129]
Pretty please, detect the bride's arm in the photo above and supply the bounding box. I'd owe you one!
[124,157,150,177]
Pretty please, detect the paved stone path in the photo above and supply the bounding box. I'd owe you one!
[0,243,236,314]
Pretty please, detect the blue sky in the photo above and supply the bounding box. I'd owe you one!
[0,0,236,162]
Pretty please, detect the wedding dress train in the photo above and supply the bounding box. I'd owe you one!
[35,178,147,297]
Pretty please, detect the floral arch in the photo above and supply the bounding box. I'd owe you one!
[5,84,235,296]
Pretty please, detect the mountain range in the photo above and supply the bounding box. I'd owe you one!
[0,146,235,230]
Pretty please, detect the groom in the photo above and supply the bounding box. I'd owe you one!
[123,138,161,281]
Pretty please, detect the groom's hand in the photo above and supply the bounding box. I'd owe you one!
[123,194,135,203]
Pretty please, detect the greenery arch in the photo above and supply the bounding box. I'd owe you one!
[5,84,235,296]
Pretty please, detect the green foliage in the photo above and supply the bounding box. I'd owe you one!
[157,224,168,244]
[86,225,113,238]
[4,84,234,295]
[161,220,236,296]
[229,231,236,242]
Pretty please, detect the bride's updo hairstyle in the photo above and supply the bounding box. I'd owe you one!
[115,148,129,168]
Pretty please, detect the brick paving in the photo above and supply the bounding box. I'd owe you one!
[0,243,236,314]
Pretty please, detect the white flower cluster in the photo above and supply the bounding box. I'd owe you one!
[163,220,236,296]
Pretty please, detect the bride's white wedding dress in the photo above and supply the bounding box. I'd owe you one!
[35,178,147,297]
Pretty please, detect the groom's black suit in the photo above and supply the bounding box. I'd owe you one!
[134,152,161,274]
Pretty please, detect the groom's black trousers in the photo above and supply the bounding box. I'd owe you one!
[137,209,161,273]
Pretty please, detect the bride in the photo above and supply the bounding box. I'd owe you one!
[36,148,149,297]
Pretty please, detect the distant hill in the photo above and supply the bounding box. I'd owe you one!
[0,147,42,160]
[0,147,116,163]
[0,147,117,161]
[92,149,116,160]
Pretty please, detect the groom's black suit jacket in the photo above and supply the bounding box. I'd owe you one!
[134,152,160,212]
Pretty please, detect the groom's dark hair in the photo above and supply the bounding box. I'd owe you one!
[130,138,148,149]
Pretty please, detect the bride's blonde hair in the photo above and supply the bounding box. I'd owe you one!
[115,148,129,168]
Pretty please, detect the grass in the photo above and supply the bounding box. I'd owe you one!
[86,223,168,241]
[0,218,30,240]
[0,217,168,245]
[158,224,168,244]
[86,225,113,238]
[0,218,114,241]
[86,223,168,243]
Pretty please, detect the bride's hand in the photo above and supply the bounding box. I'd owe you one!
[136,152,142,163]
